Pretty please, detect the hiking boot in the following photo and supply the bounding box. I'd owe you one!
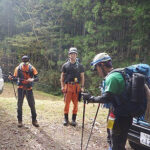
[18,121,23,128]
[70,114,77,127]
[70,120,77,126]
[32,120,39,127]
[63,114,69,126]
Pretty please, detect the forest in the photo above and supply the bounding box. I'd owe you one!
[0,0,150,95]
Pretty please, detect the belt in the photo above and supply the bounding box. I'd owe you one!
[67,82,78,85]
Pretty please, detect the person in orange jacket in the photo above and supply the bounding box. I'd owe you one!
[9,55,39,128]
[60,47,85,126]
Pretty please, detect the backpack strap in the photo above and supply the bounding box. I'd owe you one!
[18,63,33,73]
[105,68,132,105]
[106,68,124,77]
[17,63,34,87]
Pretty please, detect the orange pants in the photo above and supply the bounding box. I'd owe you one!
[64,83,80,115]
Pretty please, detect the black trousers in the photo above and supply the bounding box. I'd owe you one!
[108,116,133,150]
[17,88,37,121]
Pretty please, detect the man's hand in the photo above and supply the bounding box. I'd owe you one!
[81,87,84,92]
[26,78,34,82]
[8,72,13,80]
[8,75,13,80]
[81,93,95,103]
[82,93,91,100]
[61,86,65,93]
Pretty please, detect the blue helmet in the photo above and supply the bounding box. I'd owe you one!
[91,52,111,68]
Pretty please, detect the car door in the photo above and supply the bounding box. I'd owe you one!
[0,67,4,94]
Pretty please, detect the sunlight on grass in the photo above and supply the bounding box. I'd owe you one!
[0,96,108,127]
[0,83,109,127]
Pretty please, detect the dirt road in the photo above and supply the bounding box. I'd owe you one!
[0,84,133,150]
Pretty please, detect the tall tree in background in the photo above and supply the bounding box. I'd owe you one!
[0,0,150,95]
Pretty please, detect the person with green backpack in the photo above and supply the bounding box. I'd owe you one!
[82,52,148,150]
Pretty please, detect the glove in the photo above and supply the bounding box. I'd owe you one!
[87,96,95,103]
[81,92,91,100]
[81,93,95,103]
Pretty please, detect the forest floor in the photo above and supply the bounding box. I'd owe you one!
[0,83,133,150]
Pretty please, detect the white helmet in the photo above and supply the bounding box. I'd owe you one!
[91,52,111,67]
[68,47,78,54]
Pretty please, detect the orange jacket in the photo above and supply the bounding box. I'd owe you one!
[14,63,38,89]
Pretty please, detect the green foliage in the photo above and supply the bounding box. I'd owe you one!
[0,0,150,95]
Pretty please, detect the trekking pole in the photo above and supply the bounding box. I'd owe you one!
[9,72,17,100]
[81,99,86,150]
[85,103,101,150]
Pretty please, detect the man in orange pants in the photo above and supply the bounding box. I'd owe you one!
[60,47,85,126]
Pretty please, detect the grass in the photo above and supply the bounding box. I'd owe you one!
[0,83,108,125]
